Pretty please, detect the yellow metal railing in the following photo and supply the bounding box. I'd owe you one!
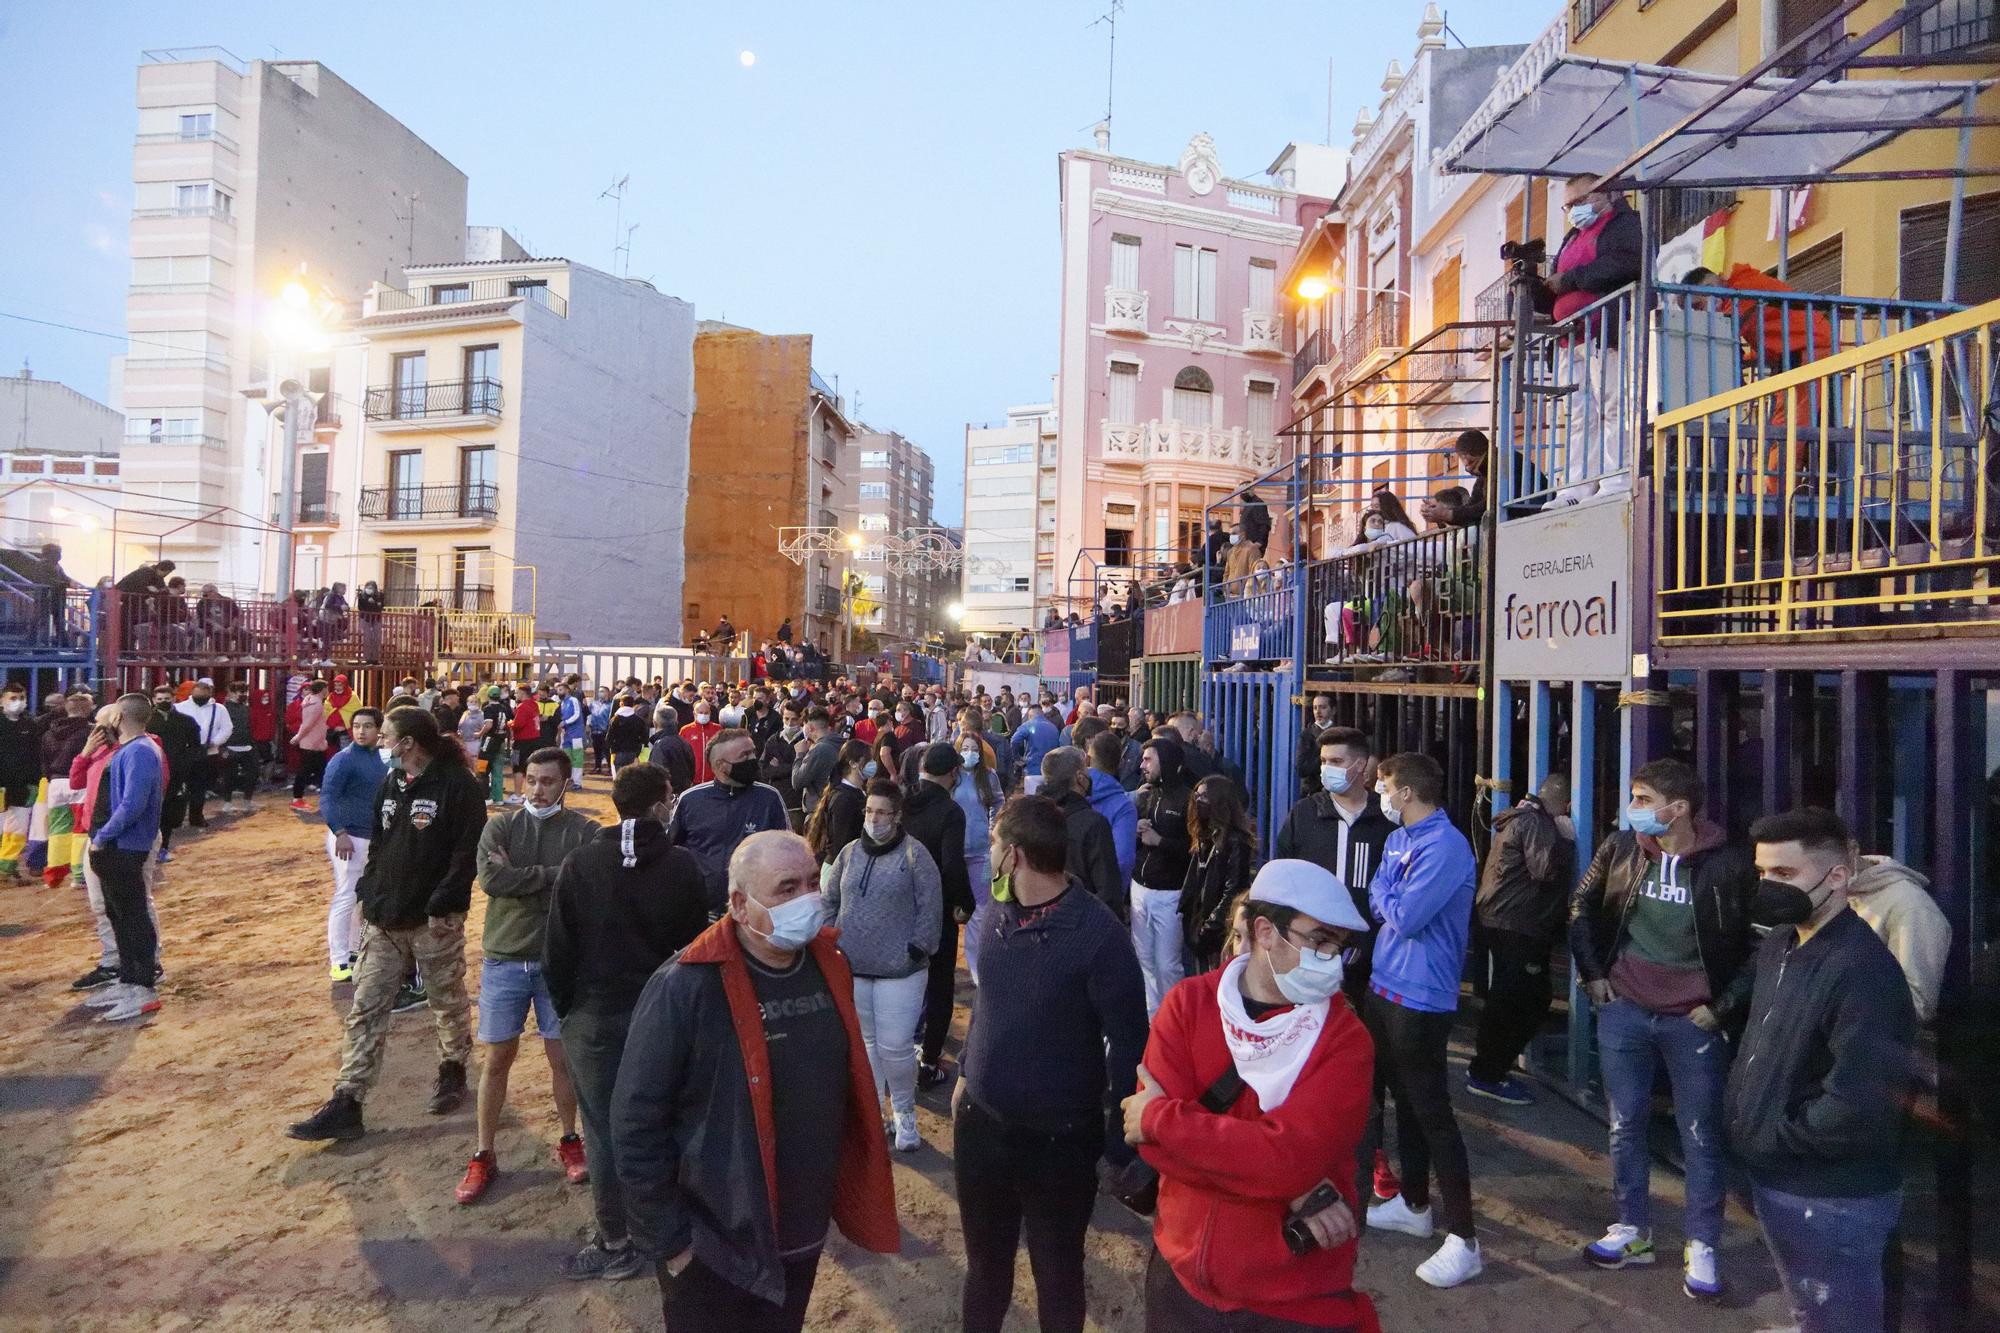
[435,610,536,660]
[1652,299,1997,642]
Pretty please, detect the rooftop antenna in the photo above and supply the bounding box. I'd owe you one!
[1326,57,1334,145]
[392,192,421,265]
[600,175,632,277]
[1087,0,1123,138]
[1441,10,1469,48]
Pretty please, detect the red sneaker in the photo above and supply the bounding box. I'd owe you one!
[557,1134,588,1184]
[289,799,309,812]
[455,1150,497,1204]
[1372,1149,1402,1202]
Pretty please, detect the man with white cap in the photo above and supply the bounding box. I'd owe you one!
[173,676,232,830]
[1121,859,1381,1331]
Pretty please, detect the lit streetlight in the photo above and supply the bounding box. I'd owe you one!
[1295,274,1333,302]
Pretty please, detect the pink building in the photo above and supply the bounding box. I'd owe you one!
[1049,130,1337,612]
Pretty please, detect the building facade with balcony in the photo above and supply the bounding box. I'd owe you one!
[835,428,941,648]
[1050,129,1324,613]
[118,50,469,586]
[960,403,1049,636]
[304,250,693,652]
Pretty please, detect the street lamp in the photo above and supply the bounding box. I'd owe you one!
[1295,274,1333,302]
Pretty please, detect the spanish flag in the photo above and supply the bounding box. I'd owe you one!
[1700,208,1730,272]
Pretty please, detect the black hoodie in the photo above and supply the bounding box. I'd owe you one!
[903,778,973,917]
[544,817,709,1016]
[356,757,487,929]
[1132,736,1194,892]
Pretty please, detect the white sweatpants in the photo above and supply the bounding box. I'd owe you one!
[1130,882,1187,1018]
[326,831,369,967]
[852,970,928,1117]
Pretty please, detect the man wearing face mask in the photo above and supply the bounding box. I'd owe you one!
[1122,859,1381,1333]
[1294,695,1336,795]
[759,701,806,831]
[1467,773,1576,1107]
[669,729,791,918]
[1131,735,1197,1016]
[1724,807,1915,1333]
[1277,729,1395,1009]
[320,707,387,982]
[1567,758,1755,1301]
[679,697,724,787]
[173,676,232,829]
[612,830,899,1330]
[455,748,600,1205]
[0,682,45,881]
[1533,175,1642,504]
[1360,753,1482,1289]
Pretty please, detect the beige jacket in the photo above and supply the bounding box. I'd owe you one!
[1848,854,1951,1023]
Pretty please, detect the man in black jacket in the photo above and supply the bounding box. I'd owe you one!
[1274,726,1395,1007]
[1725,806,1915,1333]
[645,707,696,796]
[906,743,974,1086]
[1569,758,1755,1301]
[759,700,806,831]
[0,682,44,881]
[545,764,710,1282]
[669,729,790,916]
[1131,734,1195,1016]
[789,707,842,813]
[289,707,486,1142]
[1294,693,1335,796]
[1467,774,1574,1104]
[1537,177,1643,504]
[1042,747,1123,923]
[146,683,199,863]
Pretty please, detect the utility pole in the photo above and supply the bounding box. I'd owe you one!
[274,378,315,596]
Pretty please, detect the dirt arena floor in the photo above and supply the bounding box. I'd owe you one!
[1,779,1989,1330]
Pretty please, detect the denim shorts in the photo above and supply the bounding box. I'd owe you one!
[477,958,561,1042]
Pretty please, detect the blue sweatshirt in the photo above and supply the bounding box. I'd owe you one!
[1087,767,1138,886]
[321,741,388,839]
[1011,715,1058,775]
[559,694,586,745]
[1367,807,1477,1013]
[93,737,164,853]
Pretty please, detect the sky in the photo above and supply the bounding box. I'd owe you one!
[0,0,1555,525]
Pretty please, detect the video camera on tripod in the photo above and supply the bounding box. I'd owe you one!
[1499,236,1547,276]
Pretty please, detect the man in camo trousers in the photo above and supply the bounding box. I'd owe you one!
[289,707,485,1142]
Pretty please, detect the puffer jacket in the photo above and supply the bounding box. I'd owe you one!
[1475,796,1576,939]
[824,829,941,979]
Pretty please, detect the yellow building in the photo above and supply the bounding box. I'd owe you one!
[1567,0,1997,301]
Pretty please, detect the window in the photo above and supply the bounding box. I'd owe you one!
[1103,528,1132,566]
[859,450,889,469]
[859,482,890,500]
[1247,382,1276,440]
[459,447,496,512]
[128,415,200,443]
[463,344,499,413]
[972,444,1033,466]
[453,548,494,607]
[1173,245,1218,321]
[175,183,210,211]
[1779,235,1844,296]
[859,513,890,532]
[298,451,329,507]
[1776,0,1847,76]
[1899,191,1999,306]
[1503,183,1549,249]
[1430,253,1462,326]
[1108,361,1140,425]
[392,352,427,419]
[1172,367,1214,427]
[509,280,551,306]
[1111,234,1141,291]
[1904,0,1997,55]
[179,112,213,139]
[1249,259,1276,315]
[388,450,422,517]
[126,330,214,363]
[382,550,419,604]
[433,283,471,304]
[131,255,214,287]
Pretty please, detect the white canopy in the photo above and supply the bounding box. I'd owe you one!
[1444,55,1989,189]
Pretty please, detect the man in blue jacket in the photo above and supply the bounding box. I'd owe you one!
[1009,707,1058,796]
[668,729,790,917]
[84,693,166,1023]
[1362,751,1482,1290]
[320,707,386,982]
[1085,732,1137,889]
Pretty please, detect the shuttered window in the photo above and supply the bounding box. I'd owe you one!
[1249,259,1276,314]
[1174,245,1218,321]
[1430,254,1463,327]
[1108,362,1139,424]
[1899,191,2000,305]
[1111,234,1140,291]
[1778,235,1843,296]
[1504,183,1549,246]
[1247,382,1276,440]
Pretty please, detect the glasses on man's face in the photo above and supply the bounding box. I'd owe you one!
[1285,927,1356,964]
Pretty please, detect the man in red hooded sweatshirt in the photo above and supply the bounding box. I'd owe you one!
[1123,858,1381,1332]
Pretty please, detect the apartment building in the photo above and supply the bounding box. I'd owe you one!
[686,324,854,653]
[837,427,941,648]
[301,246,694,648]
[960,402,1050,635]
[118,49,467,586]
[0,370,130,583]
[1050,128,1323,613]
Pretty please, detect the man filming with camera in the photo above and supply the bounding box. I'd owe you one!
[1121,859,1380,1332]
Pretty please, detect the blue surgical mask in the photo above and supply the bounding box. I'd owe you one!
[1375,781,1403,826]
[1626,803,1670,836]
[1321,763,1352,795]
[747,890,824,952]
[862,760,879,778]
[1568,202,1600,228]
[1270,938,1346,1006]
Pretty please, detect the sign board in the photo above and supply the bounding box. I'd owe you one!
[1230,621,1261,661]
[1493,495,1632,681]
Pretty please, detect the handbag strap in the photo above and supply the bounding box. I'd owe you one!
[1197,1065,1245,1115]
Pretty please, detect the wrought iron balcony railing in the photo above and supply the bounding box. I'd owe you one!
[358,482,500,522]
[365,378,503,422]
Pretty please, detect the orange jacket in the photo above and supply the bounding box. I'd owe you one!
[1717,264,1835,371]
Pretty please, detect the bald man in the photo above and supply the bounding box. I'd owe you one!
[612,831,898,1330]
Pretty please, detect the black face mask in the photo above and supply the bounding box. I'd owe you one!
[1750,867,1833,927]
[725,758,760,786]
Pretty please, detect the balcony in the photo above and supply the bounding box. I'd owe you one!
[359,482,500,527]
[814,584,841,615]
[1243,309,1283,354]
[1338,296,1408,382]
[364,379,503,427]
[273,492,340,529]
[136,128,239,153]
[124,432,228,453]
[374,277,568,318]
[1292,327,1335,384]
[131,204,234,224]
[1104,287,1148,334]
[1301,524,1485,677]
[1100,420,1282,473]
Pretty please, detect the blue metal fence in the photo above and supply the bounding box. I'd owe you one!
[1202,670,1298,854]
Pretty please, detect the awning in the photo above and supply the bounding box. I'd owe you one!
[1444,55,1990,189]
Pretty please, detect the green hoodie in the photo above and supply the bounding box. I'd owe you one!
[477,804,600,961]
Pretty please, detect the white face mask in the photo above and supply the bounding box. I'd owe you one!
[960,747,981,767]
[2,700,23,718]
[1268,934,1347,1006]
[863,817,896,843]
[747,891,825,952]
[524,796,563,820]
[1321,764,1352,795]
[1375,781,1404,826]
[695,710,711,724]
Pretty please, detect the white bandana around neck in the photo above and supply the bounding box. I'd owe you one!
[1215,953,1328,1111]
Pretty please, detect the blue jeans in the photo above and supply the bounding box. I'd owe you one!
[476,959,561,1043]
[1595,998,1729,1245]
[1752,1182,1900,1333]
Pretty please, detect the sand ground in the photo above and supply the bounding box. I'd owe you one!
[0,780,1984,1330]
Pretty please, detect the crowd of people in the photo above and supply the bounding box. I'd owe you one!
[18,645,1938,1333]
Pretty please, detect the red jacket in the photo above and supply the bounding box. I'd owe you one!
[1138,968,1380,1332]
[679,720,722,784]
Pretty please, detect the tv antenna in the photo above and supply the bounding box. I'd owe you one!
[600,175,633,277]
[393,192,422,264]
[1087,1,1123,135]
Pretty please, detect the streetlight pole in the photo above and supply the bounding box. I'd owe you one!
[274,377,314,597]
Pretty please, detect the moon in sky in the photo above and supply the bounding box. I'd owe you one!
[739,50,756,67]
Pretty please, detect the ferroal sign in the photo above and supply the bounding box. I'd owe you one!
[1492,498,1632,681]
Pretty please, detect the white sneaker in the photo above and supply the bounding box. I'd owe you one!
[1683,1239,1724,1302]
[1415,1233,1483,1288]
[83,983,132,1009]
[219,801,238,815]
[1367,1193,1435,1239]
[892,1110,920,1152]
[99,986,161,1022]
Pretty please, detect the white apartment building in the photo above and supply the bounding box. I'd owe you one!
[960,403,1049,635]
[838,428,942,647]
[118,49,467,586]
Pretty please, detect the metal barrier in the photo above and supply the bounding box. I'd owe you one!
[1143,598,1203,656]
[1203,670,1297,853]
[1204,571,1295,663]
[1305,524,1484,675]
[434,610,535,661]
[1652,298,1998,642]
[1070,620,1099,668]
[0,585,96,660]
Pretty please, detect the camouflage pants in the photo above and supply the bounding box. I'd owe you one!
[334,915,472,1102]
